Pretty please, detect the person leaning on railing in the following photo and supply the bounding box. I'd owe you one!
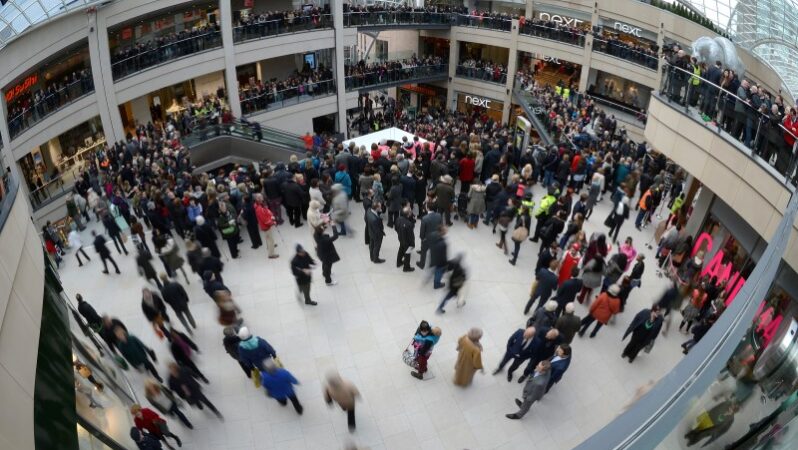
[234,4,331,41]
[239,66,334,114]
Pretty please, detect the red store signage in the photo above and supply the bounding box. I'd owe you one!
[5,73,39,103]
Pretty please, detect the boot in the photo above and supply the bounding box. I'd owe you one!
[410,371,423,380]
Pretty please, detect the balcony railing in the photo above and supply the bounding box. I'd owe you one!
[110,30,222,80]
[233,14,333,43]
[7,76,95,140]
[344,63,447,91]
[453,13,512,32]
[27,138,107,211]
[660,61,798,185]
[518,22,586,47]
[240,80,336,116]
[592,37,659,70]
[0,156,18,233]
[181,117,306,153]
[343,11,452,27]
[455,65,507,85]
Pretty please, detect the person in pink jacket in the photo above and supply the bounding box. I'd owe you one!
[619,236,638,272]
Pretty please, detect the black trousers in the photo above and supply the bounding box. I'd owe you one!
[100,254,120,273]
[75,246,91,265]
[286,205,302,226]
[247,222,262,248]
[277,394,303,414]
[322,261,333,283]
[369,237,382,262]
[397,245,411,269]
[497,352,528,377]
[346,407,356,430]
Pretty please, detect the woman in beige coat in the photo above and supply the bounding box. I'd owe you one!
[453,327,484,387]
[323,371,360,432]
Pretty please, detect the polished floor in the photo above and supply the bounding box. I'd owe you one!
[59,184,683,450]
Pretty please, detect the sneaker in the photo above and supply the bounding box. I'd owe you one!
[517,375,527,384]
[505,413,520,420]
[305,300,318,306]
[325,280,338,286]
[410,371,423,380]
[515,399,522,407]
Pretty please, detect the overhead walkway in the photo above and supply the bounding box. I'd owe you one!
[344,64,448,93]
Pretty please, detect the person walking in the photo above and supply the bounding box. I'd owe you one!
[554,267,583,316]
[525,259,559,314]
[253,193,279,259]
[607,189,630,244]
[453,327,484,387]
[410,320,441,380]
[366,201,386,263]
[167,362,222,419]
[193,216,221,258]
[291,244,317,305]
[622,306,664,363]
[92,230,121,274]
[578,284,622,338]
[429,226,449,290]
[159,274,196,334]
[330,184,351,236]
[136,244,163,289]
[141,287,170,338]
[154,232,189,284]
[143,379,193,429]
[577,254,605,304]
[68,223,91,267]
[314,223,340,286]
[237,327,277,373]
[505,360,552,420]
[417,205,442,269]
[546,344,571,393]
[508,210,530,266]
[395,206,416,272]
[130,404,181,448]
[222,326,250,377]
[260,359,303,415]
[129,426,163,450]
[76,294,102,331]
[166,327,208,383]
[555,303,582,344]
[436,254,467,313]
[323,371,360,432]
[102,211,129,255]
[492,326,536,382]
[115,327,161,381]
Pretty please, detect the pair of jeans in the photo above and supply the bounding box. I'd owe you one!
[433,265,446,288]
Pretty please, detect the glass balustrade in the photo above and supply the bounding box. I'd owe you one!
[7,75,95,140]
[518,22,587,47]
[453,14,512,32]
[455,65,507,85]
[343,11,451,27]
[240,80,336,116]
[233,14,333,42]
[592,38,659,70]
[344,63,447,91]
[110,30,222,80]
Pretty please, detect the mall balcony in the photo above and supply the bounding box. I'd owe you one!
[241,79,336,117]
[344,62,448,92]
[452,14,512,33]
[591,36,659,72]
[233,13,334,43]
[454,65,507,86]
[646,62,798,270]
[518,22,587,48]
[343,10,453,30]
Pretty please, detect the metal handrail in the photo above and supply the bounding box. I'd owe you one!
[344,63,448,90]
[240,79,336,115]
[592,36,659,69]
[518,21,588,45]
[455,64,508,85]
[7,76,95,139]
[110,30,222,79]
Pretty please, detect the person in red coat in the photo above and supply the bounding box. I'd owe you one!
[130,404,182,447]
[558,243,581,286]
[459,153,476,195]
[577,284,622,338]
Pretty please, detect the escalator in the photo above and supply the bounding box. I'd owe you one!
[182,118,307,173]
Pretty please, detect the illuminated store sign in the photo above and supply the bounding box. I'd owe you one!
[537,13,584,28]
[5,74,38,103]
[691,232,747,306]
[464,95,491,108]
[613,21,642,37]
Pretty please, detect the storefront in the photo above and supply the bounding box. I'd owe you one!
[118,71,228,131]
[108,2,220,52]
[458,42,509,66]
[17,116,104,203]
[517,50,581,89]
[398,83,447,113]
[587,69,652,110]
[454,92,504,123]
[596,16,659,67]
[420,37,450,60]
[532,5,592,30]
[4,41,93,139]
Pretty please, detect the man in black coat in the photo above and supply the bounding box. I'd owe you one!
[492,326,536,382]
[282,176,306,227]
[395,207,416,272]
[622,306,664,363]
[222,327,250,377]
[92,230,121,274]
[159,274,196,334]
[366,201,386,263]
[199,248,224,283]
[76,294,103,330]
[416,206,442,269]
[167,362,222,418]
[291,244,317,305]
[554,267,583,316]
[518,328,562,383]
[241,195,262,249]
[428,226,448,289]
[314,224,340,285]
[525,259,559,314]
[193,216,221,258]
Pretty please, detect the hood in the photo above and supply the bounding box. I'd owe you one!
[239,336,259,350]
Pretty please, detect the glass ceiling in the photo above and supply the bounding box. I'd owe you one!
[0,0,107,50]
[674,0,798,96]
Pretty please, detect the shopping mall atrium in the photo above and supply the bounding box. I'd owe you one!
[3,0,798,449]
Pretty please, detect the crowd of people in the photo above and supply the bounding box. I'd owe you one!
[239,66,335,115]
[456,58,508,84]
[518,15,587,46]
[593,31,659,69]
[6,68,94,138]
[344,56,447,90]
[663,46,798,179]
[233,4,333,41]
[51,61,745,448]
[110,24,222,80]
[343,3,463,26]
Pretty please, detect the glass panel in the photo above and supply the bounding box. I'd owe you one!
[233,13,333,43]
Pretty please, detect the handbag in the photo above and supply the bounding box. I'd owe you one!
[604,212,616,228]
[251,368,262,388]
[511,226,529,242]
[402,341,419,369]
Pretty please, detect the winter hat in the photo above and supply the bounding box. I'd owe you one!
[608,284,621,296]
[544,300,558,312]
[237,326,252,340]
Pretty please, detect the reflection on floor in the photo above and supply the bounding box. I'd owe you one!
[58,183,682,450]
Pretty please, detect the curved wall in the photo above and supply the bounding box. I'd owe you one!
[0,186,46,450]
[645,94,798,272]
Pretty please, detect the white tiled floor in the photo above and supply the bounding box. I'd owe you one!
[58,185,684,450]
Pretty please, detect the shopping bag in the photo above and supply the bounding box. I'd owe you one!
[604,212,615,228]
[252,368,262,388]
[402,341,418,369]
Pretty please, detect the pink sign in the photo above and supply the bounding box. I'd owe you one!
[690,231,747,306]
